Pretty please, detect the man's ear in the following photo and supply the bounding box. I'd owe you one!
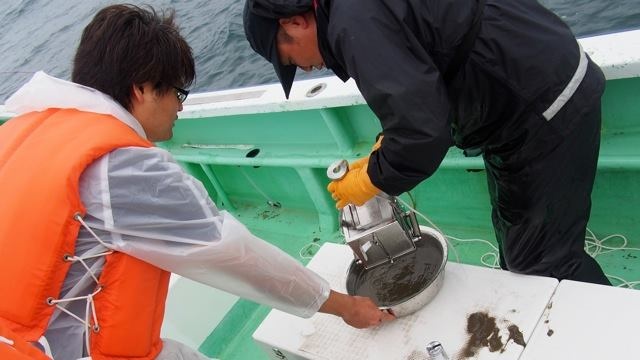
[131,83,145,104]
[278,14,308,30]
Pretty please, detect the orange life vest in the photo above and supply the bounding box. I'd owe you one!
[0,109,170,359]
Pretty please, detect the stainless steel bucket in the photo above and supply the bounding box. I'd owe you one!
[345,226,447,317]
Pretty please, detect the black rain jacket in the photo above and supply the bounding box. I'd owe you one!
[314,0,597,195]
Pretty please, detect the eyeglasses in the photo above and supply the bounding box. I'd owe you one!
[173,86,189,104]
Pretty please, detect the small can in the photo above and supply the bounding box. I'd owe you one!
[426,340,449,360]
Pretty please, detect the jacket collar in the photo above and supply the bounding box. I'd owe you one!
[5,71,147,139]
[314,0,349,82]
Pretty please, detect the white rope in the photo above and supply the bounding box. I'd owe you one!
[584,228,640,256]
[74,213,112,248]
[393,195,466,265]
[605,274,640,289]
[387,194,637,285]
[48,283,103,355]
[44,213,112,356]
[585,228,640,289]
[239,168,278,205]
[299,242,321,259]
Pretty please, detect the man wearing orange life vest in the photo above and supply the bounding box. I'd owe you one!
[0,4,393,360]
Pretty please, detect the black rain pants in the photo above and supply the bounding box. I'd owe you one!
[483,59,610,285]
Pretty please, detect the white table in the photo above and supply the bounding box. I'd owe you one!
[520,280,640,360]
[253,243,558,360]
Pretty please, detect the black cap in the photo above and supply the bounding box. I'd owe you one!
[243,0,313,98]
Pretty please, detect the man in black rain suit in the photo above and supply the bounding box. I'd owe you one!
[243,0,610,285]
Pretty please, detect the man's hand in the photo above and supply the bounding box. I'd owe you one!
[319,290,395,328]
[326,135,383,208]
[327,162,380,208]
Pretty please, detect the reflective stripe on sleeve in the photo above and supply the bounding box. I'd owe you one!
[543,43,588,121]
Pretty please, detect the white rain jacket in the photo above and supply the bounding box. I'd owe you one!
[5,72,330,360]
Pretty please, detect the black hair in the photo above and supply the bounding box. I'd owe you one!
[72,4,195,110]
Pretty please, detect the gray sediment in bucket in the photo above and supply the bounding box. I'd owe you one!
[346,229,445,307]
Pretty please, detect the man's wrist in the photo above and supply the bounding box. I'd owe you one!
[319,290,349,317]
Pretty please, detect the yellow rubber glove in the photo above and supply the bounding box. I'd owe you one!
[348,156,369,171]
[345,135,383,171]
[327,162,380,209]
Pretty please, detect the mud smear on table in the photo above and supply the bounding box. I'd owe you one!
[458,311,526,359]
[346,233,444,305]
[543,301,554,337]
[507,324,526,347]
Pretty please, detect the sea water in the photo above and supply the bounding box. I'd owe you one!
[0,0,638,102]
